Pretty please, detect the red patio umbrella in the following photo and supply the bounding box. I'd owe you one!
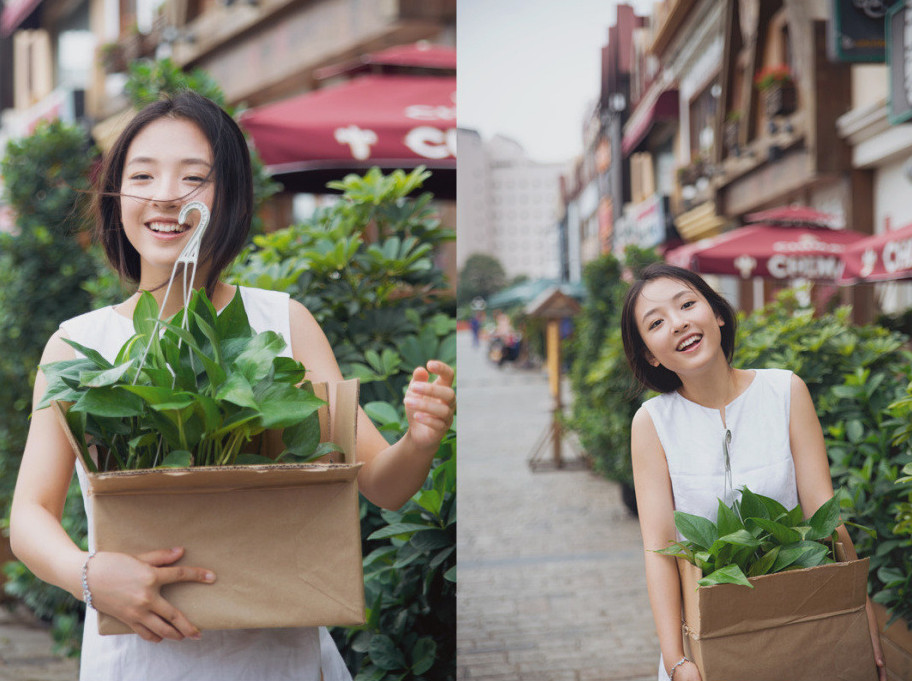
[665,225,866,280]
[839,222,912,283]
[239,74,455,196]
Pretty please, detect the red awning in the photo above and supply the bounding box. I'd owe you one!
[745,206,842,228]
[622,89,678,156]
[239,74,456,169]
[839,223,912,283]
[1,0,41,36]
[665,225,866,280]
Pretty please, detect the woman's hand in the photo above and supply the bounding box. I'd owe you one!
[403,360,455,454]
[87,547,215,643]
[872,631,887,680]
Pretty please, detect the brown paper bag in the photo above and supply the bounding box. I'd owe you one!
[677,545,876,681]
[55,379,365,635]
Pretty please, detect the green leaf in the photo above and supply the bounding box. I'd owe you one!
[60,338,113,369]
[234,331,286,383]
[747,546,780,577]
[697,564,753,588]
[674,511,718,551]
[771,541,830,572]
[255,384,323,429]
[443,564,456,582]
[158,450,192,468]
[411,637,437,675]
[738,488,770,520]
[216,373,259,410]
[748,518,802,545]
[132,290,160,337]
[364,401,402,427]
[716,498,744,537]
[410,529,451,552]
[70,388,144,418]
[368,635,407,671]
[281,414,321,458]
[368,523,431,541]
[79,362,134,388]
[805,495,841,541]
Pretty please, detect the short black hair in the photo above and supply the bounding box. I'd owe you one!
[93,90,253,293]
[620,263,737,393]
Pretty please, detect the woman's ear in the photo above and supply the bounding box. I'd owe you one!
[644,349,660,368]
[717,314,725,327]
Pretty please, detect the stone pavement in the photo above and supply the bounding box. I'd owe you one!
[457,330,660,681]
[0,606,77,681]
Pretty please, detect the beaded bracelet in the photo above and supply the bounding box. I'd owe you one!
[669,656,690,680]
[82,550,97,609]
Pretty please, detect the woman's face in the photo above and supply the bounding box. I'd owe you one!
[634,277,725,375]
[119,116,215,282]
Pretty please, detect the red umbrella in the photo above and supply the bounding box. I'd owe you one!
[839,223,912,283]
[665,225,866,280]
[240,74,455,168]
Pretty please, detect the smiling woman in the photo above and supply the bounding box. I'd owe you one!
[619,263,886,681]
[8,90,455,681]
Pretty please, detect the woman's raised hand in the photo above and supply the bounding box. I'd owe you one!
[403,360,455,454]
[86,547,215,643]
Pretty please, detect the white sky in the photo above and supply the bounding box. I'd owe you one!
[458,0,655,164]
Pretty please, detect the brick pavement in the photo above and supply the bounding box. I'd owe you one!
[457,330,660,681]
[0,606,77,681]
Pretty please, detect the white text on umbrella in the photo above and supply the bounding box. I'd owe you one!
[334,125,379,160]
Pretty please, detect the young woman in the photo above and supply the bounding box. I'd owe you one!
[620,263,885,681]
[9,91,455,680]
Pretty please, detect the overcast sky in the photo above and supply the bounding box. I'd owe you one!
[458,0,655,164]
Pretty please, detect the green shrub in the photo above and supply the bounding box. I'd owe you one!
[231,166,456,679]
[566,247,660,487]
[735,290,912,623]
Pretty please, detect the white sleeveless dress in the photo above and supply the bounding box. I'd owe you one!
[59,286,353,681]
[641,368,799,681]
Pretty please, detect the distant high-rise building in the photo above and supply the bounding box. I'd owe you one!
[457,129,563,281]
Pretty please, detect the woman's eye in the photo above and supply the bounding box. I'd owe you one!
[682,300,695,309]
[648,319,662,330]
[129,173,152,181]
[185,176,206,183]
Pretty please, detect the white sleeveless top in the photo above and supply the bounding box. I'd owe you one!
[641,368,799,681]
[59,286,352,681]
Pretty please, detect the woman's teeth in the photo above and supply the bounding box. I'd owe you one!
[147,222,187,233]
[677,335,702,351]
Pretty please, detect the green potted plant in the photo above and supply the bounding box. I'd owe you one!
[38,287,335,470]
[660,488,875,680]
[38,287,364,636]
[754,65,796,118]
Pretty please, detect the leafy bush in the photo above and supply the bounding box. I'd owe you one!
[231,166,456,679]
[735,290,912,623]
[566,247,660,489]
[657,488,842,587]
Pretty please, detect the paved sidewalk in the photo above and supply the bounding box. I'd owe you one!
[457,331,659,681]
[0,606,77,681]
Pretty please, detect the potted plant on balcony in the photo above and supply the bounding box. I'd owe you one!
[98,42,128,74]
[754,65,797,118]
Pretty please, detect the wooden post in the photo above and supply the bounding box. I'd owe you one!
[547,319,562,467]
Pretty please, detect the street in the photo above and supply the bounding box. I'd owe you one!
[0,606,77,680]
[457,330,660,681]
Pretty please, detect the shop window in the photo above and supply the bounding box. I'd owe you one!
[689,79,719,160]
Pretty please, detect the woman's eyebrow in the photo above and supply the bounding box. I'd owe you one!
[125,157,211,167]
[641,290,690,323]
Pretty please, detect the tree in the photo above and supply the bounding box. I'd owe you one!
[457,253,507,304]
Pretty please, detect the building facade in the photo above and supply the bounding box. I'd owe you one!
[457,131,563,281]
